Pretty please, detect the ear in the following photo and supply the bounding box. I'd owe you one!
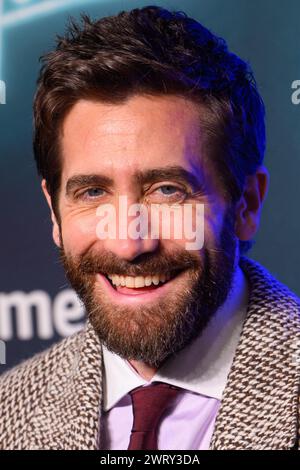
[41,179,61,248]
[235,165,269,242]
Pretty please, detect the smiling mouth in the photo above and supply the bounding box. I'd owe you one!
[102,269,184,292]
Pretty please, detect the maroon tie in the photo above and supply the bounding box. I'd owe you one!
[127,382,181,450]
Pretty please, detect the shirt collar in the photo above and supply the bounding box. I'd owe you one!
[102,264,249,411]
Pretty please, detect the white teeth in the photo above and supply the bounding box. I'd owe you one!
[125,276,135,288]
[113,275,121,286]
[108,273,172,288]
[134,276,145,288]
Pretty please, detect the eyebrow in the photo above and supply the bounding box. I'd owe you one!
[135,166,201,190]
[66,174,114,196]
[65,165,202,196]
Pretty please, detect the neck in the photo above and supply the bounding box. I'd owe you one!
[128,359,158,381]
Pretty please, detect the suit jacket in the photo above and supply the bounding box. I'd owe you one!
[0,257,299,450]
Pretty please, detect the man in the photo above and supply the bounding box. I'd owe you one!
[0,6,299,450]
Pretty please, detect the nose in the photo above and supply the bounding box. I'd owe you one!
[98,197,159,261]
[104,236,159,261]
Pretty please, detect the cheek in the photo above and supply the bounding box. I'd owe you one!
[155,202,225,252]
[203,202,227,249]
[60,209,101,254]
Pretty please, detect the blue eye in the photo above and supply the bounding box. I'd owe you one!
[85,188,105,198]
[159,185,179,195]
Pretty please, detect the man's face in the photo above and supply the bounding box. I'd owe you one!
[47,95,238,367]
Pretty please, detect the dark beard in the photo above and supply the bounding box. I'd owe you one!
[59,207,237,368]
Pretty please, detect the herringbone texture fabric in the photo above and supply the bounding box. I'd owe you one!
[0,256,299,450]
[210,257,300,450]
[0,322,103,449]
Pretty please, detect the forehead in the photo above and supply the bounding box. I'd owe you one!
[60,94,205,181]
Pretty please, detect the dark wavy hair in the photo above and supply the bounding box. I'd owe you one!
[33,5,266,254]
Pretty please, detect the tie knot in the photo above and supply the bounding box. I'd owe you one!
[129,382,181,433]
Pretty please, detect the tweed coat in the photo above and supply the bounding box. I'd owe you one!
[0,256,299,450]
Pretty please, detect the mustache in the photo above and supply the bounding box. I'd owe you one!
[59,247,201,277]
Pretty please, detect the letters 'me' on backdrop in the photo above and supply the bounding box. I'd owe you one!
[0,0,299,372]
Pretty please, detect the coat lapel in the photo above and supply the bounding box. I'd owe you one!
[24,322,104,449]
[210,257,300,450]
